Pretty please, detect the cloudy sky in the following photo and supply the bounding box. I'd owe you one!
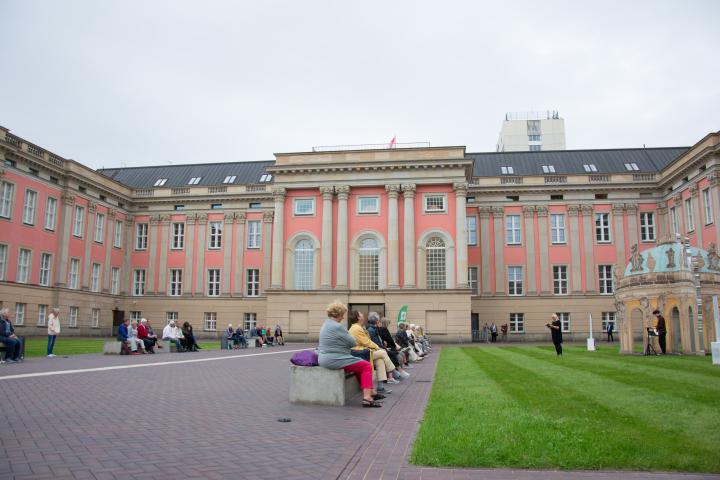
[1,0,718,169]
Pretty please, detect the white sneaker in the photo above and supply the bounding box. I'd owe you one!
[386,378,400,385]
[400,371,410,379]
[47,354,56,357]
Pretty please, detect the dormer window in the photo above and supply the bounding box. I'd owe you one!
[259,174,273,183]
[583,164,598,172]
[500,166,515,175]
[188,177,202,185]
[624,163,639,171]
[223,175,237,184]
[541,165,556,173]
[154,178,168,187]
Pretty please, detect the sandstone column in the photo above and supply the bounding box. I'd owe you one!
[55,193,75,287]
[454,182,469,288]
[158,215,170,294]
[522,205,536,294]
[691,183,703,247]
[479,206,492,294]
[568,205,582,293]
[386,185,400,288]
[492,207,504,294]
[102,209,115,292]
[613,203,627,268]
[233,213,246,296]
[82,202,97,290]
[123,215,134,295]
[146,214,159,294]
[581,205,595,293]
[222,213,234,296]
[262,211,274,292]
[335,185,350,289]
[271,187,286,288]
[402,184,416,288]
[183,214,196,295]
[194,214,208,294]
[320,186,334,289]
[536,206,550,294]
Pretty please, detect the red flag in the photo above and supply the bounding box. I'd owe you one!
[389,136,397,148]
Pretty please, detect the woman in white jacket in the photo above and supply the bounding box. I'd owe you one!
[47,308,61,357]
[128,320,146,354]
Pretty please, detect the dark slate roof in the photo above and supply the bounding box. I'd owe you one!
[98,160,275,188]
[468,147,689,177]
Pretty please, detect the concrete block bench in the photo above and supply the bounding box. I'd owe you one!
[103,341,124,355]
[156,340,178,353]
[289,365,361,406]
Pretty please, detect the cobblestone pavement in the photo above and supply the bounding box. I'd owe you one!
[1,344,717,480]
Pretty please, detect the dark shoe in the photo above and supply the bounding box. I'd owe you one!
[362,399,382,408]
[372,393,386,400]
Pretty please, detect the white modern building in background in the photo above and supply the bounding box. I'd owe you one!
[496,111,566,152]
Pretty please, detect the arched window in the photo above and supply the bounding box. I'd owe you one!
[359,238,379,290]
[426,237,446,289]
[294,239,314,290]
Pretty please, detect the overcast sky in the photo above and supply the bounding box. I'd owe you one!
[1,0,718,169]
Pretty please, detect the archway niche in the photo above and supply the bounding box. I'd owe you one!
[671,307,681,353]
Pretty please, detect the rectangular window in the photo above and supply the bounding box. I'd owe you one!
[670,207,679,235]
[508,266,523,295]
[703,189,713,225]
[598,265,614,294]
[17,248,31,283]
[37,304,47,326]
[424,194,446,213]
[133,269,146,296]
[0,181,14,218]
[135,223,148,250]
[529,145,542,152]
[154,178,168,187]
[39,253,52,286]
[72,206,85,237]
[94,213,105,243]
[357,196,379,214]
[69,258,80,289]
[247,221,261,249]
[91,308,100,328]
[223,175,237,184]
[166,312,178,325]
[208,221,223,249]
[527,119,541,135]
[541,165,555,173]
[204,312,217,331]
[210,203,222,210]
[685,198,695,231]
[529,135,542,142]
[466,216,477,245]
[207,269,221,296]
[468,267,479,296]
[624,163,640,171]
[509,313,524,333]
[169,269,183,296]
[172,223,185,249]
[0,244,5,281]
[294,198,315,216]
[188,177,202,185]
[91,263,101,292]
[553,265,568,295]
[640,212,655,242]
[23,189,38,224]
[583,164,598,172]
[111,267,120,295]
[550,214,566,244]
[69,306,78,327]
[500,166,515,175]
[595,213,611,243]
[246,268,260,296]
[130,311,142,322]
[557,312,570,332]
[44,197,57,230]
[602,312,616,332]
[243,312,257,332]
[506,215,521,245]
[15,303,25,326]
[114,220,123,248]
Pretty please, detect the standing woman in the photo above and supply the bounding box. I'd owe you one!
[546,313,563,356]
[47,307,61,357]
[318,301,383,408]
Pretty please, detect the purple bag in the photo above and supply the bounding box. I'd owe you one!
[290,350,319,366]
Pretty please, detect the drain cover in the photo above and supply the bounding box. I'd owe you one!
[277,417,292,423]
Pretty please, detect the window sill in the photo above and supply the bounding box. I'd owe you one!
[44,228,55,233]
[423,210,447,215]
[551,242,567,246]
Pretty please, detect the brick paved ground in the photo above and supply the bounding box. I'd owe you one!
[1,344,717,480]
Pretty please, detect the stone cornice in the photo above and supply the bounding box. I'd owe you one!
[267,158,472,175]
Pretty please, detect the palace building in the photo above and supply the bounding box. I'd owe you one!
[0,125,718,345]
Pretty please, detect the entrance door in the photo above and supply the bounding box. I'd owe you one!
[348,304,385,327]
[112,309,125,336]
[471,313,480,342]
[671,307,681,352]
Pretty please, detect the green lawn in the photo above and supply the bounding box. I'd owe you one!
[20,337,220,357]
[411,346,720,473]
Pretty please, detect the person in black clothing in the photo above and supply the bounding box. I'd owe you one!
[378,318,409,368]
[546,313,563,356]
[182,322,201,352]
[606,319,614,342]
[652,310,667,354]
[0,308,23,362]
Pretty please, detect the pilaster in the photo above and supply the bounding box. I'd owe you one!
[492,206,504,294]
[262,211,274,292]
[233,213,246,296]
[271,187,286,288]
[158,214,170,294]
[222,213,234,295]
[454,182,469,288]
[386,184,400,288]
[55,193,75,287]
[568,205,582,293]
[335,185,350,289]
[81,202,97,290]
[479,206,492,294]
[536,206,550,294]
[402,184,416,288]
[522,205,536,294]
[183,214,196,295]
[320,186,334,289]
[581,204,595,293]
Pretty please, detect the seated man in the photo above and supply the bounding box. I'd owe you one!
[162,320,185,352]
[117,318,131,355]
[0,308,23,363]
[224,324,235,349]
[138,318,155,353]
[348,310,396,391]
[234,326,247,348]
[146,322,162,349]
[367,313,408,382]
[395,323,421,362]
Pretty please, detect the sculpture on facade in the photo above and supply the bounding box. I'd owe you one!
[708,243,720,271]
[666,246,676,269]
[630,244,644,272]
[647,252,657,272]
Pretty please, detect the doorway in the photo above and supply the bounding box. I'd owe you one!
[671,307,681,353]
[471,313,480,342]
[348,304,385,327]
[112,309,125,336]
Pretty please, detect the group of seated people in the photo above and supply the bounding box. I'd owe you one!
[224,324,248,349]
[116,318,202,354]
[248,325,285,347]
[318,302,430,408]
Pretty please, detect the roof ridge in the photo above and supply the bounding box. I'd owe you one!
[97,159,275,172]
[467,146,689,156]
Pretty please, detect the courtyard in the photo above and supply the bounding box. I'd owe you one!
[1,342,719,480]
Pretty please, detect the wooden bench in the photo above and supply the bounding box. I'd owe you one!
[289,365,361,406]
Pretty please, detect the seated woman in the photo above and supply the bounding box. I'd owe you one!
[234,326,247,348]
[128,320,147,355]
[182,322,200,352]
[274,324,285,346]
[224,324,235,350]
[318,301,383,408]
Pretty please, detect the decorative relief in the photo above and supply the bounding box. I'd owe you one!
[656,293,667,316]
[647,252,656,272]
[186,213,197,225]
[401,184,416,197]
[196,213,208,224]
[491,206,504,218]
[320,185,335,199]
[272,186,286,201]
[0,167,5,178]
[707,243,719,270]
[580,205,594,216]
[385,184,400,198]
[87,201,98,213]
[535,206,548,217]
[708,172,720,186]
[567,204,580,215]
[149,214,161,225]
[672,194,682,205]
[62,194,75,205]
[689,184,699,196]
[159,215,171,225]
[630,244,644,272]
[624,203,638,215]
[612,203,625,215]
[263,211,274,223]
[125,215,134,226]
[666,246,676,268]
[335,185,350,200]
[613,264,623,285]
[478,206,492,218]
[656,201,668,214]
[224,213,235,223]
[107,209,116,219]
[235,212,246,224]
[695,253,706,271]
[615,299,626,325]
[453,182,468,196]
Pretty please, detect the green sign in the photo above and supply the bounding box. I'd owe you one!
[397,305,408,324]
